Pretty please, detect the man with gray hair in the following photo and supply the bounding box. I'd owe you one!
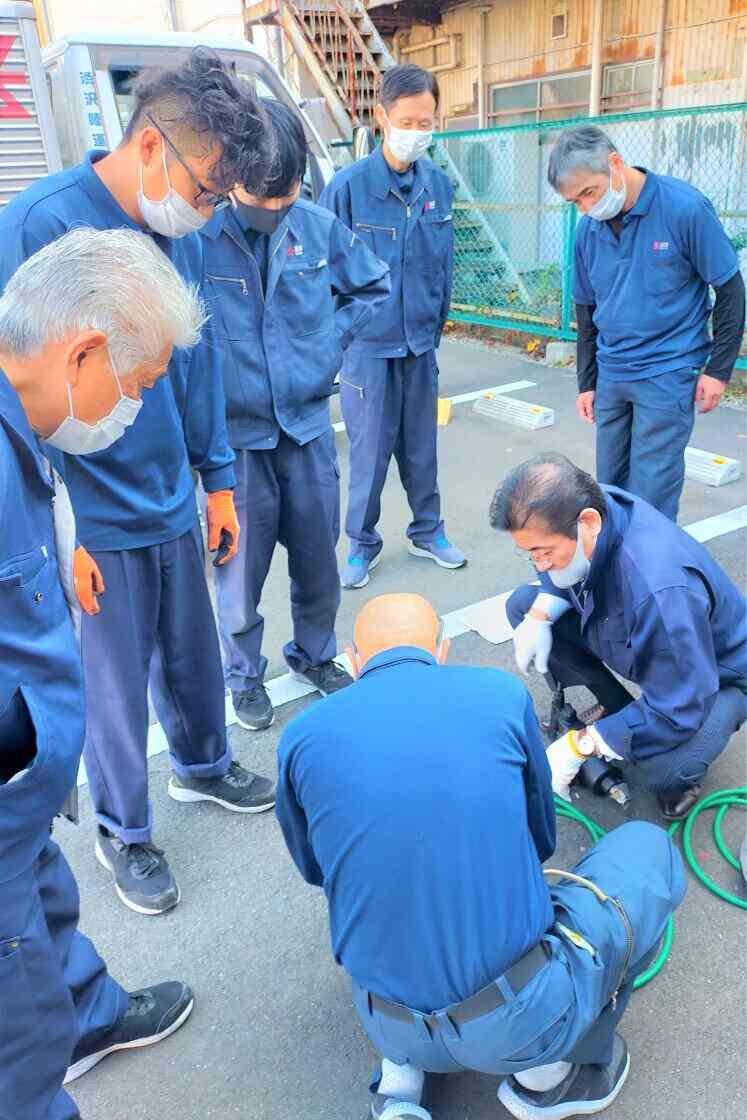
[0,49,276,919]
[0,228,201,1120]
[547,124,745,521]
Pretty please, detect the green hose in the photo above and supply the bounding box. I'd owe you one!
[552,787,747,990]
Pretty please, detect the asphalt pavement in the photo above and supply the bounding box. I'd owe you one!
[64,338,747,1120]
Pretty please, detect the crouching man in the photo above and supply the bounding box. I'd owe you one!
[275,593,686,1120]
[494,453,747,819]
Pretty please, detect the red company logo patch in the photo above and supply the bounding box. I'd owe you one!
[652,240,670,251]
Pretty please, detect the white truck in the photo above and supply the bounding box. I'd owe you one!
[0,0,339,209]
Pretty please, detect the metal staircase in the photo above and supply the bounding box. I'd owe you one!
[242,0,528,306]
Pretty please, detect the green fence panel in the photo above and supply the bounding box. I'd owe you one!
[433,103,747,369]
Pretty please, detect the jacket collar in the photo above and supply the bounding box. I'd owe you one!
[0,370,53,490]
[358,645,438,680]
[200,200,305,247]
[585,489,626,590]
[369,144,429,201]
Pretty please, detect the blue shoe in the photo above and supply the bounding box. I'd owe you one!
[340,551,381,589]
[408,537,466,569]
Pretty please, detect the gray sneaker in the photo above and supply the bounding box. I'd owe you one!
[291,660,353,696]
[498,1033,630,1119]
[233,684,274,731]
[168,761,276,813]
[95,830,180,916]
[64,981,193,1084]
[340,551,381,589]
[408,537,466,569]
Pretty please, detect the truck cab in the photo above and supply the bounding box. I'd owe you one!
[42,32,337,200]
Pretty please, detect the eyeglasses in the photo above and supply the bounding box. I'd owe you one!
[514,546,557,564]
[146,115,231,210]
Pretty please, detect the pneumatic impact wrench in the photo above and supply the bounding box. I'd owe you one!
[543,671,630,808]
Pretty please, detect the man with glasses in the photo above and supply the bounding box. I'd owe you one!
[0,50,277,918]
[275,593,685,1120]
[494,454,747,820]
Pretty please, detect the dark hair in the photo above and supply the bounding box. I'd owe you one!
[489,453,607,538]
[124,48,274,195]
[254,98,308,198]
[380,63,440,110]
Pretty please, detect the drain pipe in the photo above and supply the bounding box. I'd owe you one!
[651,0,667,108]
[589,0,604,118]
[473,5,492,129]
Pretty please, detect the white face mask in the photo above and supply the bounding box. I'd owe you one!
[46,357,143,455]
[548,522,591,589]
[587,169,627,222]
[137,146,208,238]
[385,115,433,165]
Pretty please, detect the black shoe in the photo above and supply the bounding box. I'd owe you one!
[291,660,353,696]
[64,981,193,1085]
[498,1034,630,1119]
[658,784,701,821]
[233,684,274,731]
[168,760,276,813]
[95,830,180,916]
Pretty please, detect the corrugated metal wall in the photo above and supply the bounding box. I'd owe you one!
[394,0,747,123]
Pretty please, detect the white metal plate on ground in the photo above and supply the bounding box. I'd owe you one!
[473,393,555,429]
[684,447,742,487]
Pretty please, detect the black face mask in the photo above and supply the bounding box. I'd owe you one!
[235,201,292,235]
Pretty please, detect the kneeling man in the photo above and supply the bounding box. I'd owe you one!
[276,593,685,1120]
[494,453,747,818]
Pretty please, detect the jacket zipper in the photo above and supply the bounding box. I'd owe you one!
[608,896,635,1009]
[207,274,248,296]
[356,222,397,240]
[340,376,364,398]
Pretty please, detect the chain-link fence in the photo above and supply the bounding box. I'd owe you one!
[432,103,747,368]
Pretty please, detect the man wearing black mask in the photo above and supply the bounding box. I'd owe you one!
[199,99,390,729]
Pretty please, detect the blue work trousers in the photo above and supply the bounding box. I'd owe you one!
[340,350,444,555]
[507,583,747,795]
[595,367,697,522]
[213,431,341,692]
[0,834,127,1120]
[353,821,685,1076]
[82,522,231,845]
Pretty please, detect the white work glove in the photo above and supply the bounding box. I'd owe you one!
[513,616,554,674]
[546,730,591,802]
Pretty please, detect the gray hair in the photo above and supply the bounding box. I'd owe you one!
[0,226,206,372]
[547,126,619,191]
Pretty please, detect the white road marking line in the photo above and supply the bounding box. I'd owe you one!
[332,380,536,433]
[76,503,747,786]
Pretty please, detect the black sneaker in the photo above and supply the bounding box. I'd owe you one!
[233,684,274,731]
[168,760,276,813]
[291,660,353,696]
[498,1034,630,1119]
[64,981,193,1085]
[658,784,701,821]
[95,830,180,916]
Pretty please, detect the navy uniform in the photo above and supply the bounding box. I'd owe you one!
[574,170,744,521]
[0,152,238,849]
[320,146,462,579]
[507,486,747,798]
[276,647,685,1108]
[0,371,128,1120]
[199,199,389,699]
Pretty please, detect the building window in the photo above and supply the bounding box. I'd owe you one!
[551,11,567,40]
[603,61,655,112]
[488,71,590,125]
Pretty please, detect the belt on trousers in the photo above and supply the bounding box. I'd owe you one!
[367,941,550,1032]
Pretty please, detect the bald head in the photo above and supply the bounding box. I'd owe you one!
[352,594,444,667]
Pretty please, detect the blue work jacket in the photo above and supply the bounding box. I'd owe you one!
[538,487,747,760]
[0,372,84,881]
[199,198,390,449]
[0,150,234,552]
[276,648,556,1011]
[319,146,454,358]
[573,169,739,380]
